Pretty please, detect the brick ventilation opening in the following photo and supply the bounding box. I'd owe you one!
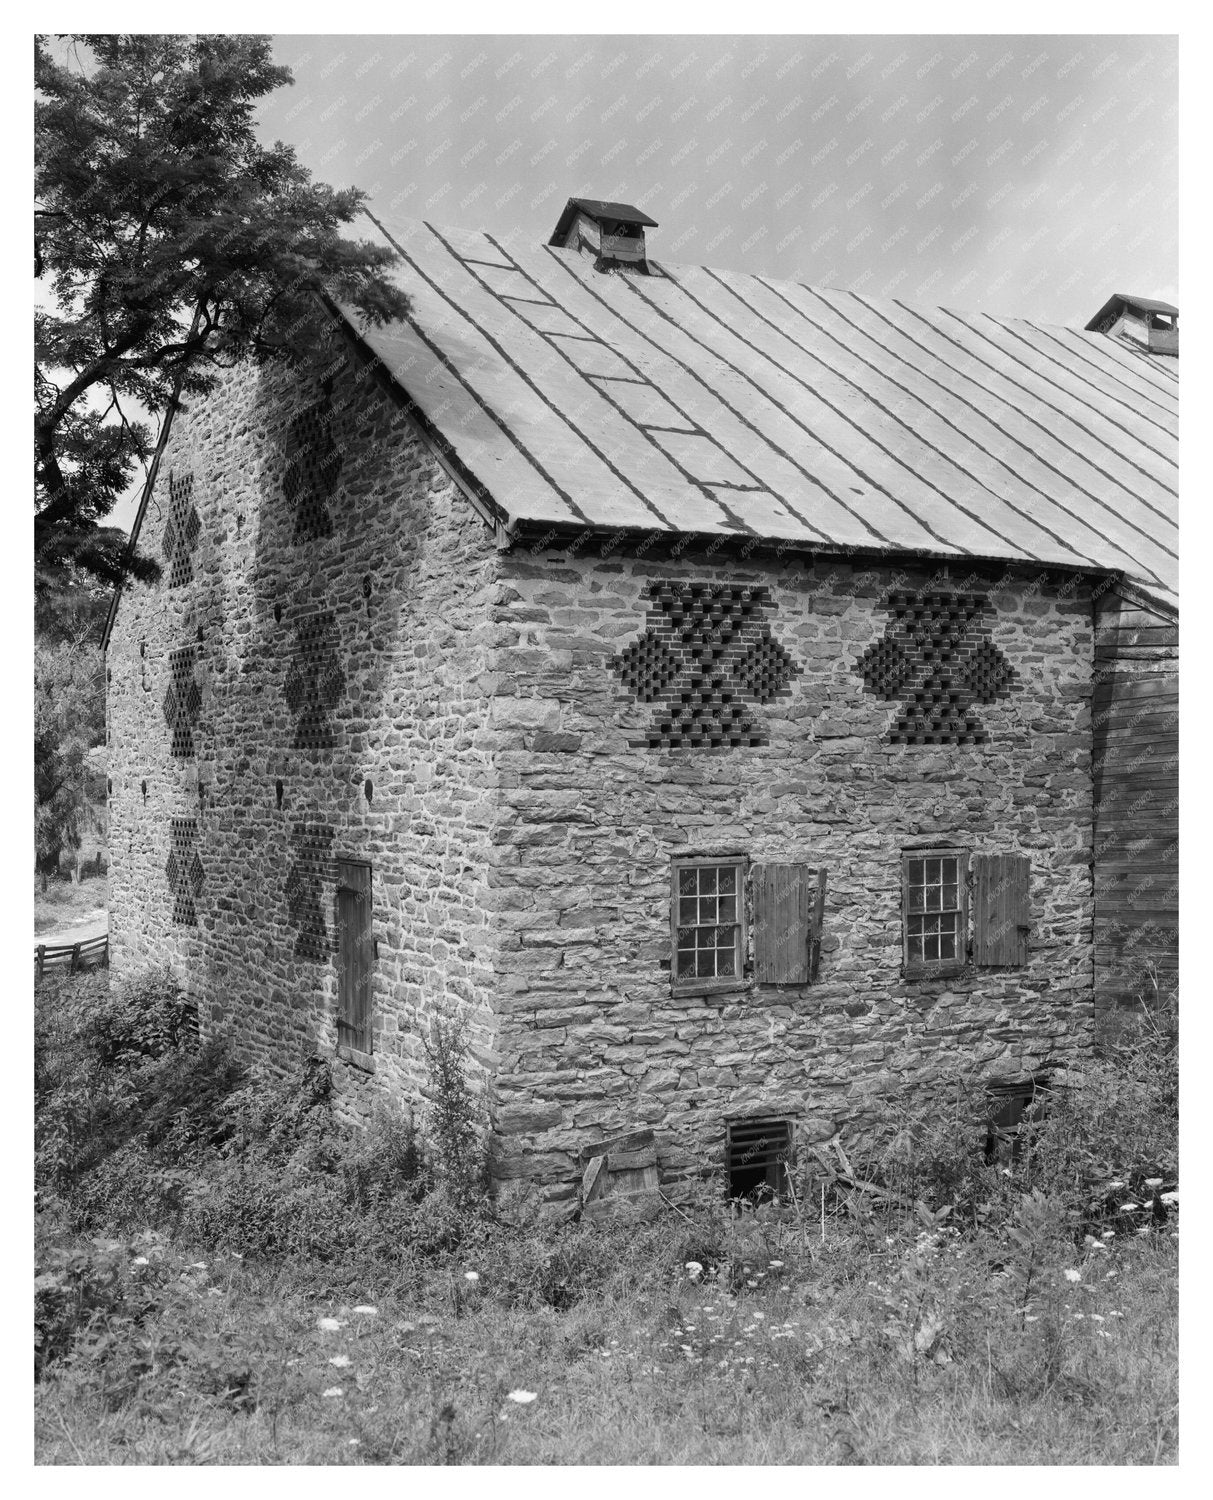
[614,582,800,749]
[856,590,1018,745]
[285,823,336,960]
[727,1117,792,1201]
[164,646,201,757]
[283,612,346,751]
[283,398,343,542]
[163,471,201,588]
[166,817,205,925]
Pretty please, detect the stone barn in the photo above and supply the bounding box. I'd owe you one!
[103,198,1178,1204]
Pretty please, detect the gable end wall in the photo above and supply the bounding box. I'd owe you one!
[106,344,502,1117]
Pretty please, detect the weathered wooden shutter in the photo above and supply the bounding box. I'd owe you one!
[752,864,826,983]
[972,853,1030,967]
[335,860,373,1051]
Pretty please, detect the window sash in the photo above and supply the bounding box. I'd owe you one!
[672,858,745,991]
[902,850,967,972]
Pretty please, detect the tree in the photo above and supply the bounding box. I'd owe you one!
[35,34,410,594]
[35,634,106,885]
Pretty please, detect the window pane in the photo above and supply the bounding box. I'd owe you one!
[718,894,736,924]
[700,867,717,894]
[699,895,718,924]
[718,866,736,894]
[717,946,736,977]
[677,950,697,977]
[697,950,716,977]
[679,870,697,896]
[679,898,697,926]
[926,858,940,883]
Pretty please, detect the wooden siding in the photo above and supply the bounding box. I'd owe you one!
[1092,589,1178,1012]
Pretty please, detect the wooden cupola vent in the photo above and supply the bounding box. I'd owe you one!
[548,196,659,274]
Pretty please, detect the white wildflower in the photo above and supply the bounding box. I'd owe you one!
[1161,1190,1178,1204]
[132,1256,149,1266]
[685,1261,703,1280]
[464,1272,480,1283]
[1144,1178,1163,1187]
[318,1317,344,1332]
[328,1354,351,1368]
[507,1389,537,1404]
[1064,1268,1082,1283]
[352,1304,378,1315]
[768,1259,784,1268]
[321,1387,344,1398]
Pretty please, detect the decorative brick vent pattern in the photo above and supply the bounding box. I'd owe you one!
[166,817,204,926]
[856,591,1018,745]
[163,646,201,757]
[283,612,346,751]
[614,582,800,748]
[283,400,343,541]
[163,471,201,588]
[285,823,335,961]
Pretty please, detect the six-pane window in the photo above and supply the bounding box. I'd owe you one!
[903,851,967,970]
[672,858,744,991]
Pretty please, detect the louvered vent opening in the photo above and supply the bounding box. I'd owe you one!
[726,1117,792,1201]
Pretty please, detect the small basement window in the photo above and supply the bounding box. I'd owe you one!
[902,849,968,976]
[727,1117,792,1202]
[671,856,745,995]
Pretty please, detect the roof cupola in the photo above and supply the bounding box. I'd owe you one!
[548,196,658,274]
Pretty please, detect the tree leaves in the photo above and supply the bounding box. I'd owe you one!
[35,34,411,591]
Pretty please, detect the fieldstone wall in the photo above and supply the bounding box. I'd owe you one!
[107,340,1103,1201]
[106,338,502,1119]
[485,543,1097,1199]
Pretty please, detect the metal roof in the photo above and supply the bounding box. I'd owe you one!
[342,212,1178,610]
[548,197,660,244]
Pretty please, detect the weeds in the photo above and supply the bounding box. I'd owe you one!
[34,969,1177,1463]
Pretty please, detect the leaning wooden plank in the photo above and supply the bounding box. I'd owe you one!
[580,1155,606,1205]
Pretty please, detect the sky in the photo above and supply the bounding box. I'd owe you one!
[70,30,1178,535]
[262,32,1177,321]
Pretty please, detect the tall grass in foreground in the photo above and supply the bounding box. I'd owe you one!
[34,969,1177,1464]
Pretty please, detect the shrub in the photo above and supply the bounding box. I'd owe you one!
[422,1013,488,1214]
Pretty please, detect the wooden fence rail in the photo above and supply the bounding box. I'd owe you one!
[35,934,109,982]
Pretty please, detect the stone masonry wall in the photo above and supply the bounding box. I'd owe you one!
[106,338,502,1120]
[486,543,1096,1200]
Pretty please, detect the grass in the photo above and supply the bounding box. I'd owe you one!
[34,1216,1177,1464]
[34,967,1179,1465]
[35,872,108,935]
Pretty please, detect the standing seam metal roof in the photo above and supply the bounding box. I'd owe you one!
[344,211,1178,608]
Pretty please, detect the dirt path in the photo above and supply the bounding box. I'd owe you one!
[36,911,109,947]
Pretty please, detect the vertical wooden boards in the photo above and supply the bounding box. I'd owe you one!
[973,853,1031,967]
[753,863,813,984]
[335,859,373,1052]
